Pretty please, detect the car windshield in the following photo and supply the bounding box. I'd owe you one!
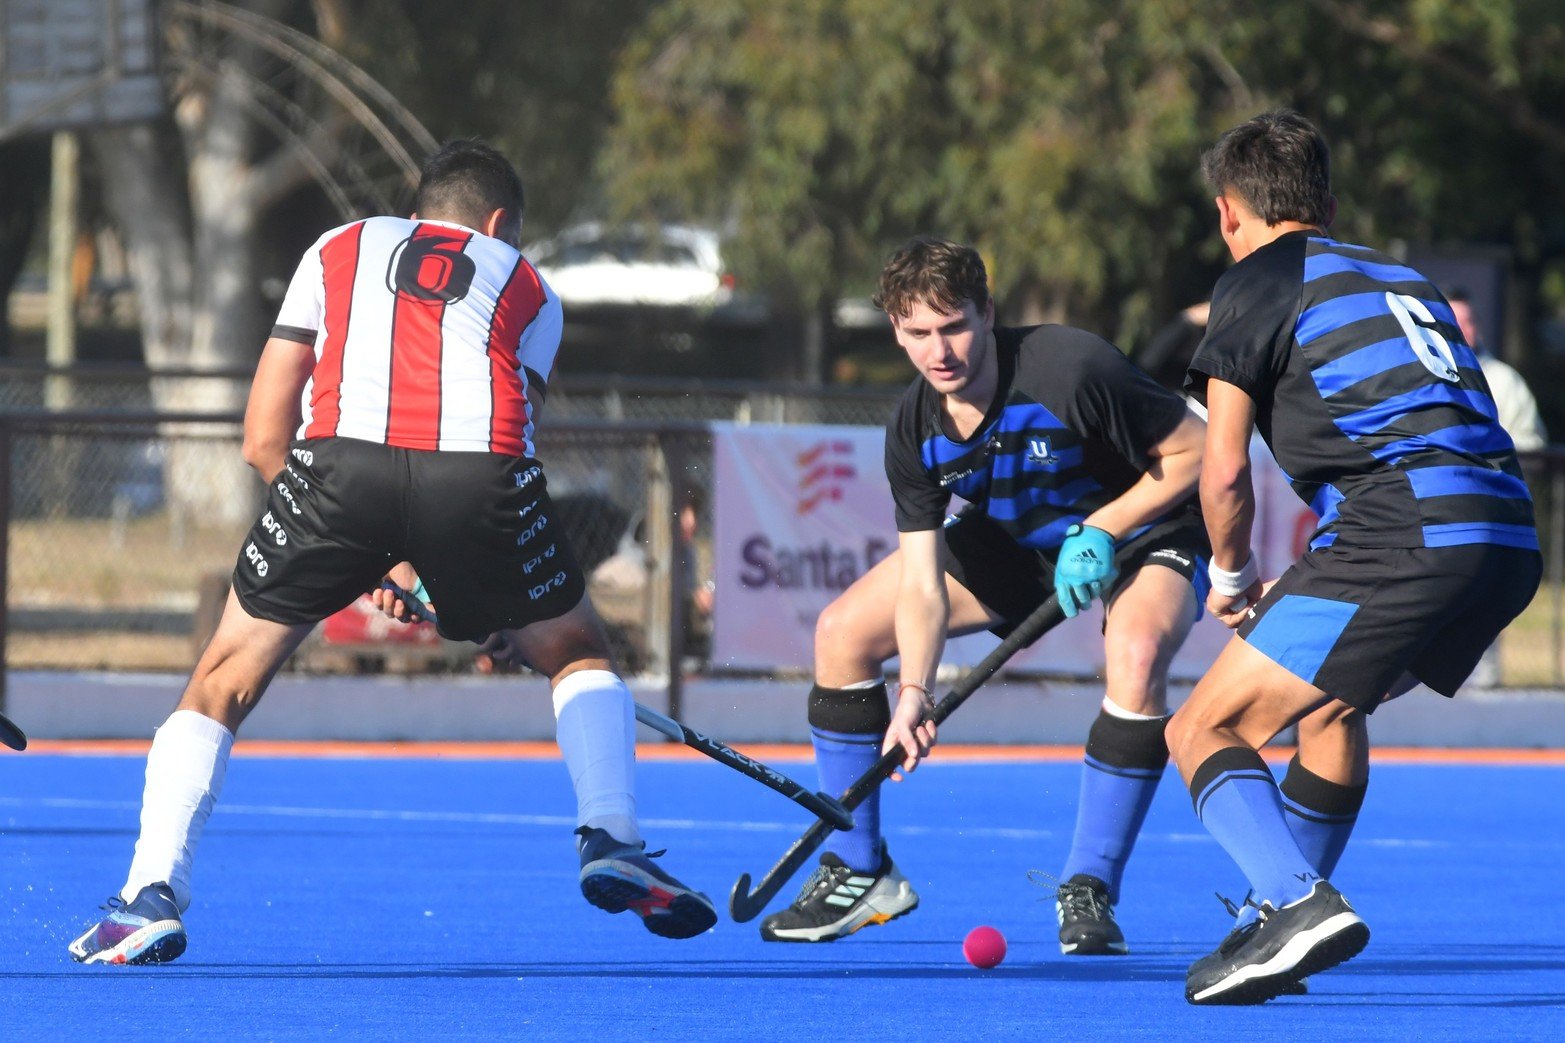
[547,233,702,268]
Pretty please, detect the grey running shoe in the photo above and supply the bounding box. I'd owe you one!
[577,826,717,939]
[68,882,186,966]
[759,846,918,942]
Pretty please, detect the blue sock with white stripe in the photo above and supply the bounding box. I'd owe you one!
[1280,754,1366,879]
[809,680,889,873]
[1059,706,1169,902]
[1189,747,1319,910]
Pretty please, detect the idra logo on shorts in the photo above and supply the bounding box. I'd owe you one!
[796,439,855,515]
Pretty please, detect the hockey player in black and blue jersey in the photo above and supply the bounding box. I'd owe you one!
[1170,110,1541,1005]
[759,235,1215,951]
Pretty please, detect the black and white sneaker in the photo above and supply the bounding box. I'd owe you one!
[759,846,918,942]
[1186,881,1368,1005]
[1214,889,1307,996]
[1055,874,1128,955]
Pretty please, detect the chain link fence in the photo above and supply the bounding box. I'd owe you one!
[0,411,715,686]
[0,364,901,426]
[3,371,1562,698]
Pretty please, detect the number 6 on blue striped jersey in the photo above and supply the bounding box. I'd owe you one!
[377,579,854,831]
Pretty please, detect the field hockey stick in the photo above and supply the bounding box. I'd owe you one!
[377,580,854,831]
[728,591,1069,922]
[0,710,26,751]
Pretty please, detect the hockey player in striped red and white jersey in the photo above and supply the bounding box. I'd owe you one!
[69,141,716,967]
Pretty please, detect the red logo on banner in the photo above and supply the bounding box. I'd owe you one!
[796,439,856,514]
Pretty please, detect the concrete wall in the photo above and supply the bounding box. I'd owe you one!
[11,670,1565,748]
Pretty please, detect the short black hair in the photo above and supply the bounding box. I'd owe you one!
[414,139,525,242]
[1202,109,1333,227]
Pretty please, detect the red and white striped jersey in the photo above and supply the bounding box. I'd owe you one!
[270,215,562,457]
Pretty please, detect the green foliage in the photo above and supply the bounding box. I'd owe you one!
[600,0,1565,351]
[340,0,655,237]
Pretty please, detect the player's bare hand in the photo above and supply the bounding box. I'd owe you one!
[370,562,425,622]
[883,687,937,782]
[1207,578,1266,629]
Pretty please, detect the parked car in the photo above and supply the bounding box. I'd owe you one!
[527,222,745,313]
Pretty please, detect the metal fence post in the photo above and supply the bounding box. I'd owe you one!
[0,418,10,716]
[1552,462,1563,686]
[643,438,676,711]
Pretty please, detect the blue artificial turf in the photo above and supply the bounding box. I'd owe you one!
[2,751,1562,1040]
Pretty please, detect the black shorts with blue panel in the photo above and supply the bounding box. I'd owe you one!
[1188,232,1541,708]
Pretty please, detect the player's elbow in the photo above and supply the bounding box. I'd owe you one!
[241,433,286,479]
[1199,451,1250,502]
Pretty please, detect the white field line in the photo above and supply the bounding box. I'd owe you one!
[0,795,1532,849]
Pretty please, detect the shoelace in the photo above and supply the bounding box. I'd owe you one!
[1029,869,1112,919]
[1211,890,1269,955]
[1056,881,1110,920]
[791,862,850,907]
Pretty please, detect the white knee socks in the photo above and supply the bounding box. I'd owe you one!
[122,710,234,912]
[552,669,639,846]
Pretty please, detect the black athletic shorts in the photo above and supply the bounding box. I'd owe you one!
[1237,541,1541,711]
[231,436,587,642]
[941,507,1211,640]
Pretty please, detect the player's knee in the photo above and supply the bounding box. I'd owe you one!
[814,596,890,668]
[1165,699,1220,765]
[1297,701,1364,743]
[1107,631,1169,691]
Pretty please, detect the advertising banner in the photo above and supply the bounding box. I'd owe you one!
[711,423,1313,680]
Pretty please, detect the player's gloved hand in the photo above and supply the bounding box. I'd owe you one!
[882,682,938,782]
[371,562,429,623]
[1054,523,1118,618]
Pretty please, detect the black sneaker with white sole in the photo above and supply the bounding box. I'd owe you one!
[1186,880,1368,1005]
[759,845,918,942]
[1056,874,1128,955]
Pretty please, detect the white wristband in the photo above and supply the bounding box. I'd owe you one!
[1208,555,1259,598]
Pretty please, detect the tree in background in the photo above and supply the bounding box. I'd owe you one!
[601,0,1565,387]
[342,0,654,239]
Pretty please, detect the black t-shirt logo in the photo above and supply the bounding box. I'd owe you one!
[387,233,475,304]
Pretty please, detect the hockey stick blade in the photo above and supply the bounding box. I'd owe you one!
[0,710,26,752]
[378,580,851,829]
[729,592,1068,922]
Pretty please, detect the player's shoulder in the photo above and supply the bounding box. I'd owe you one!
[300,217,376,255]
[1011,323,1128,384]
[1213,230,1310,301]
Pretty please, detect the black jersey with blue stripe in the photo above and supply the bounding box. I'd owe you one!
[1186,230,1535,551]
[885,325,1193,551]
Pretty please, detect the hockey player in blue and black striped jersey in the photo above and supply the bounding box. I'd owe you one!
[760,236,1217,951]
[1171,110,1541,1005]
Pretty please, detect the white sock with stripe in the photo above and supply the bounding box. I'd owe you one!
[122,710,234,912]
[553,669,640,847]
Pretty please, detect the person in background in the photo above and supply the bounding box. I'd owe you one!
[1447,290,1547,452]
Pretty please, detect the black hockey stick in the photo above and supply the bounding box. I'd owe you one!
[728,591,1069,922]
[377,580,854,831]
[0,710,26,751]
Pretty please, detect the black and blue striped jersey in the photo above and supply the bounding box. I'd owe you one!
[1186,230,1536,551]
[885,325,1193,551]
